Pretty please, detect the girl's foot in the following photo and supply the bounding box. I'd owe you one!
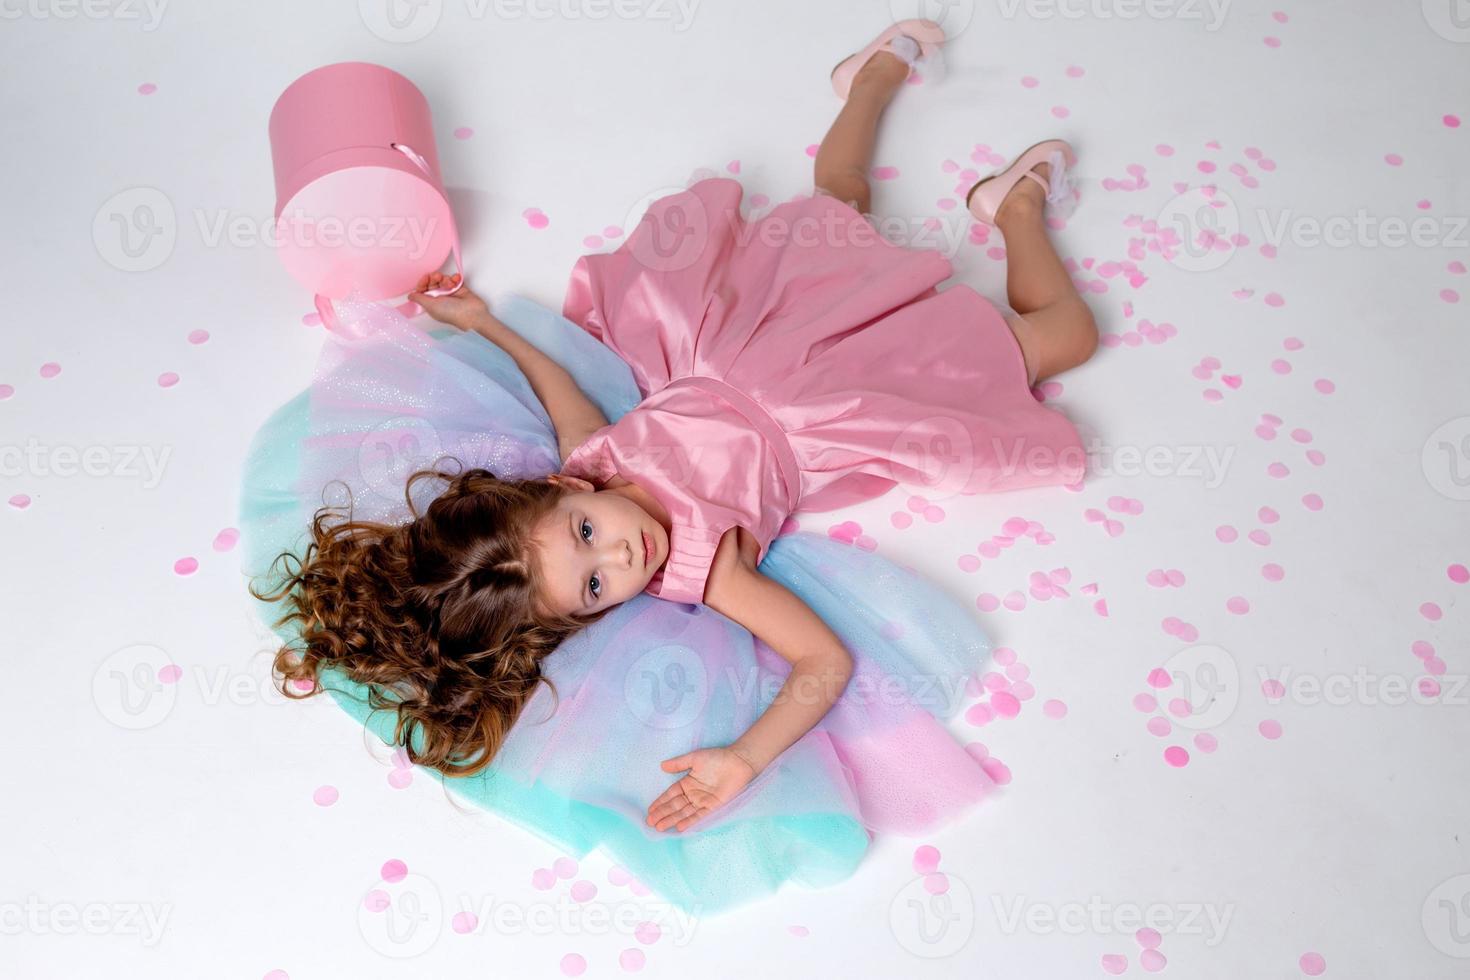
[846,47,913,104]
[850,41,918,93]
[993,162,1050,226]
[966,139,1077,226]
[831,21,944,100]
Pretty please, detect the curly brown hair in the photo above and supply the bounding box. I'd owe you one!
[248,461,617,779]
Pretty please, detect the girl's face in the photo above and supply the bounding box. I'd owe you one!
[531,475,668,617]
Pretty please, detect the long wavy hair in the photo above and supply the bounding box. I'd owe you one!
[248,460,617,779]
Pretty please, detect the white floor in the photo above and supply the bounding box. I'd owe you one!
[4,2,1469,978]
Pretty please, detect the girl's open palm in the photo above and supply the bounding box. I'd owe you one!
[646,747,758,833]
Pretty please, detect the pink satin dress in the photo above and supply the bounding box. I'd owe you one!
[557,178,1085,605]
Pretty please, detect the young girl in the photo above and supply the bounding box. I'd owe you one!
[243,19,1096,911]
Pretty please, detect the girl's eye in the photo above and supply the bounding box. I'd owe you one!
[581,519,600,599]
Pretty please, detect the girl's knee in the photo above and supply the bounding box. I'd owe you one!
[1073,303,1099,363]
[814,172,870,214]
[1017,300,1098,381]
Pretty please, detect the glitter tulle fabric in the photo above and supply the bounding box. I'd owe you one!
[237,291,1021,916]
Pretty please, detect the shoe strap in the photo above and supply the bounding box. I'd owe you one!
[1022,170,1051,194]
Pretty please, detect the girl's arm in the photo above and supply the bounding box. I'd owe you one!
[645,529,854,833]
[462,308,611,460]
[705,549,854,776]
[409,274,610,460]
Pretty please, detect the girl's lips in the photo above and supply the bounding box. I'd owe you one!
[642,530,651,567]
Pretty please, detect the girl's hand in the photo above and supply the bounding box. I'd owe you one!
[407,272,489,328]
[646,746,759,833]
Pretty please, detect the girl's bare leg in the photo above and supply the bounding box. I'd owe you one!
[814,51,910,216]
[993,163,1099,383]
[815,50,1097,384]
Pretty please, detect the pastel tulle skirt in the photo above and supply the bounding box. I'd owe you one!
[237,295,1000,915]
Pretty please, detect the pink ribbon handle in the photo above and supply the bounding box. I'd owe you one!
[311,141,465,332]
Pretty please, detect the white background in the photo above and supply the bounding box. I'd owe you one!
[2,1,1468,977]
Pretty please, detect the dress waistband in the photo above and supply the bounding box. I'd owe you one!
[665,375,801,511]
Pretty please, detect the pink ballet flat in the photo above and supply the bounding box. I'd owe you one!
[964,139,1078,225]
[830,19,947,100]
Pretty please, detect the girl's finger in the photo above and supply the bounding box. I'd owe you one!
[675,808,708,832]
[650,787,694,822]
[661,802,701,831]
